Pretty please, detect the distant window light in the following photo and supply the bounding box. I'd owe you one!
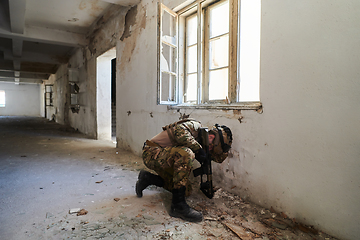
[0,90,5,107]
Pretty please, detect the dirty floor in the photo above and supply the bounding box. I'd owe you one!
[0,116,340,240]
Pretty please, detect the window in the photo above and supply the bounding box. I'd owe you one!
[158,4,178,104]
[0,90,5,107]
[184,0,230,104]
[158,0,261,109]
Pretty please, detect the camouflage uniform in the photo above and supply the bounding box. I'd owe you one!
[142,119,228,192]
[142,120,201,191]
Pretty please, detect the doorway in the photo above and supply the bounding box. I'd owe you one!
[96,48,116,141]
[111,58,116,142]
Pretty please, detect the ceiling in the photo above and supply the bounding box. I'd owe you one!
[0,0,139,84]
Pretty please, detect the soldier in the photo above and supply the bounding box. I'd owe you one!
[136,118,232,222]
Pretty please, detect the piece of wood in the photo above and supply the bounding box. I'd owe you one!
[222,221,255,240]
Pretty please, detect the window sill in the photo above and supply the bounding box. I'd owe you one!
[168,102,262,111]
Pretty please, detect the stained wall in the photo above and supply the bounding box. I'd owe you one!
[115,1,360,239]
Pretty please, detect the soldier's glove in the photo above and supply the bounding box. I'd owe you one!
[195,148,207,164]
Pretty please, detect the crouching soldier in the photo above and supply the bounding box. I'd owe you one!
[135,118,232,222]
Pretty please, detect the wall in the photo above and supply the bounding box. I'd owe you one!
[44,66,70,125]
[114,0,360,240]
[65,6,129,138]
[257,1,360,239]
[46,5,129,136]
[0,82,42,117]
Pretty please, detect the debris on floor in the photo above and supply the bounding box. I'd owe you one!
[69,208,81,214]
[77,209,88,216]
[27,186,339,240]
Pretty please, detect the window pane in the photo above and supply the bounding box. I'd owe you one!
[239,0,261,102]
[162,10,176,39]
[185,73,197,102]
[209,68,228,100]
[186,14,197,46]
[158,4,178,105]
[209,0,229,38]
[0,90,5,107]
[186,45,197,73]
[162,43,177,73]
[161,72,176,102]
[209,34,229,69]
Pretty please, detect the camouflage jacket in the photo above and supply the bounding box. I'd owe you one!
[163,119,202,153]
[163,119,228,163]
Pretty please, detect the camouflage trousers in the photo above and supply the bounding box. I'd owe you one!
[142,143,195,192]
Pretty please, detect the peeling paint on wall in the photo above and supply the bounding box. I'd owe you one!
[120,6,138,41]
[87,5,128,55]
[119,5,147,73]
[120,5,146,40]
[139,6,147,30]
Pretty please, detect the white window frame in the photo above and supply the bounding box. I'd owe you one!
[157,3,178,105]
[157,0,262,110]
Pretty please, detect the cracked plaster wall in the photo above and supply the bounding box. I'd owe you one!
[45,65,69,125]
[52,5,130,137]
[66,6,129,137]
[115,1,360,240]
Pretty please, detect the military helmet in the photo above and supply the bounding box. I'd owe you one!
[210,124,233,155]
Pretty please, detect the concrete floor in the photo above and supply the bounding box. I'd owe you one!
[0,116,340,240]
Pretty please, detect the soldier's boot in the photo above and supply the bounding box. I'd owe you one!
[136,170,164,198]
[169,186,203,222]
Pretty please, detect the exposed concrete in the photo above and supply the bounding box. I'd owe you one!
[44,65,69,125]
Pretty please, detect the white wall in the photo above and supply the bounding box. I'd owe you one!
[0,82,42,117]
[257,1,360,239]
[114,1,360,239]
